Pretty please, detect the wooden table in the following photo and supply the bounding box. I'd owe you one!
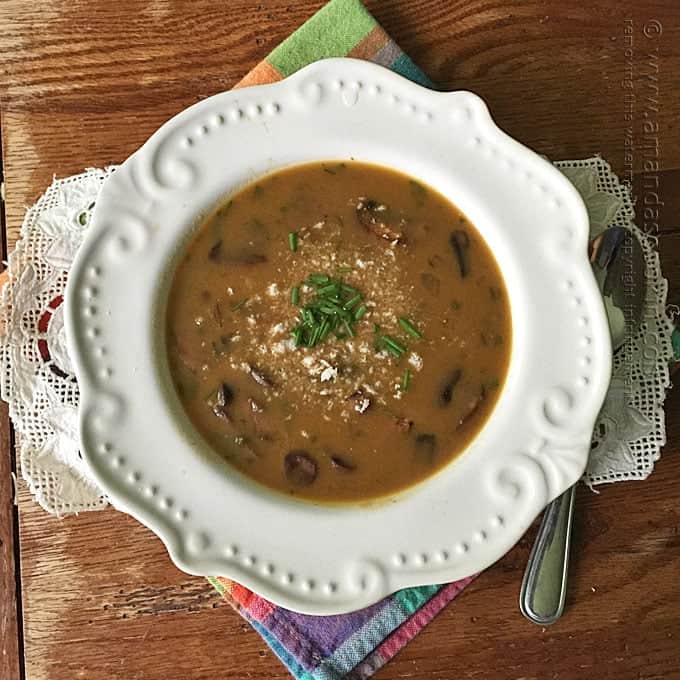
[1,1,680,678]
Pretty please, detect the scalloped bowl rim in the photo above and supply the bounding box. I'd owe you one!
[65,58,611,614]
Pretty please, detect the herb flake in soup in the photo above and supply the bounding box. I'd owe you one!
[166,161,511,502]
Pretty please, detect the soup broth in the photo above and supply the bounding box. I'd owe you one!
[166,161,511,502]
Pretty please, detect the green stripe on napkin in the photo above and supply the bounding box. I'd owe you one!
[268,0,376,76]
[235,0,431,89]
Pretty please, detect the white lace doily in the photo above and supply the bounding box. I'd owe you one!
[0,158,674,515]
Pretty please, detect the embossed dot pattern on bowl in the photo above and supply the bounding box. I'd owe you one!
[65,58,612,615]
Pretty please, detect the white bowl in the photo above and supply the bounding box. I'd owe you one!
[65,58,611,615]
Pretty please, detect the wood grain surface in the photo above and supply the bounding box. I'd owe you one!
[0,399,21,680]
[0,112,22,680]
[1,1,680,679]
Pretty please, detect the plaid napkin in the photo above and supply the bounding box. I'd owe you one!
[209,1,477,678]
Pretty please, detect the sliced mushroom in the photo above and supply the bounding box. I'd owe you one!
[212,403,232,422]
[248,397,263,413]
[284,450,319,486]
[458,387,487,427]
[216,383,234,407]
[330,455,356,472]
[356,199,405,244]
[208,241,267,266]
[208,240,223,262]
[439,369,462,407]
[449,230,470,277]
[414,433,437,462]
[245,363,274,388]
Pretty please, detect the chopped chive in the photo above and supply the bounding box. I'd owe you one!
[329,300,346,312]
[336,266,353,273]
[373,324,383,349]
[398,317,422,339]
[319,319,331,341]
[340,283,359,294]
[317,282,340,296]
[384,344,402,358]
[288,273,369,350]
[308,325,321,347]
[402,369,411,391]
[231,298,248,311]
[288,231,297,252]
[354,304,368,320]
[382,335,407,354]
[343,320,355,337]
[343,294,362,310]
[341,312,354,327]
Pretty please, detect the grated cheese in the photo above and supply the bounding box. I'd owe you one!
[355,398,371,413]
[320,366,338,382]
[218,222,419,413]
[408,352,423,371]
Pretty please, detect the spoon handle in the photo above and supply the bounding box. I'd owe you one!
[519,484,576,625]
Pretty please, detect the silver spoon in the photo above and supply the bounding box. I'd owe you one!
[519,226,646,625]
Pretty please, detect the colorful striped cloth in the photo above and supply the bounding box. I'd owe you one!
[209,575,475,680]
[234,0,432,90]
[210,1,476,678]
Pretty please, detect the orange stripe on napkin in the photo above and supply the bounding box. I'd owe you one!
[234,60,284,89]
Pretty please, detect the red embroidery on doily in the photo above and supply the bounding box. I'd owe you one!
[36,295,73,380]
